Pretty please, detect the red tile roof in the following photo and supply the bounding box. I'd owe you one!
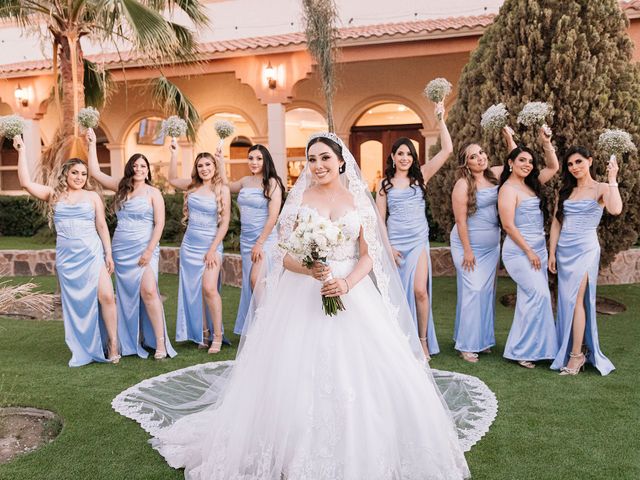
[0,14,495,75]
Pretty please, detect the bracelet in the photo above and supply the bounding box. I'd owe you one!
[344,278,351,294]
[608,183,619,187]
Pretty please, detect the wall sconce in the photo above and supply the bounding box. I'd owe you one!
[14,84,28,107]
[265,62,277,89]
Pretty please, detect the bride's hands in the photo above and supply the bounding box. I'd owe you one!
[310,261,331,281]
[321,278,349,297]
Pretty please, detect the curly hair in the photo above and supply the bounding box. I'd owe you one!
[456,142,499,217]
[113,154,152,212]
[182,152,225,226]
[379,137,427,201]
[47,158,94,227]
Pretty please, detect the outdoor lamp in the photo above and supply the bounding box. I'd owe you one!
[265,62,276,89]
[15,84,28,107]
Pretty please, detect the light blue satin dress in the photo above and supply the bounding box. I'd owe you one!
[451,185,500,352]
[54,202,108,367]
[551,200,614,375]
[502,196,558,361]
[234,187,277,334]
[113,190,177,358]
[176,194,224,344]
[386,187,439,355]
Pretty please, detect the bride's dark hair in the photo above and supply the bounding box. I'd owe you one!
[306,136,346,174]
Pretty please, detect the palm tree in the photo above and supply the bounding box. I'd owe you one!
[0,0,208,169]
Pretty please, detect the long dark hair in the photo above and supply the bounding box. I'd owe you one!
[380,137,427,200]
[248,144,285,201]
[114,153,152,211]
[306,136,346,173]
[499,145,547,219]
[556,146,595,223]
[456,142,499,217]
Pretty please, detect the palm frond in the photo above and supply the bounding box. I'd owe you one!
[0,279,55,317]
[84,59,114,109]
[151,75,200,142]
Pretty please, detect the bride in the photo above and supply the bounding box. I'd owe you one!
[113,133,497,479]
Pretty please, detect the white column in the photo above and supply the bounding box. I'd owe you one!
[267,103,287,180]
[105,143,125,178]
[22,119,41,177]
[178,140,194,177]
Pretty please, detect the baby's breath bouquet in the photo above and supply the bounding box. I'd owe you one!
[480,103,509,132]
[597,129,636,162]
[162,116,188,138]
[517,102,553,128]
[214,120,235,149]
[77,107,100,129]
[0,115,25,139]
[280,212,348,316]
[423,78,452,120]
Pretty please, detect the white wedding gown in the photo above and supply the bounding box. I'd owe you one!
[113,207,497,480]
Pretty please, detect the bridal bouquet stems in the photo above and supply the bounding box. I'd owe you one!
[162,115,188,138]
[0,115,25,139]
[481,103,509,132]
[214,120,235,149]
[281,213,348,316]
[77,107,100,129]
[597,128,636,161]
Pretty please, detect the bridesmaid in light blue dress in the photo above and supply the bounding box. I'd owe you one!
[169,143,231,354]
[217,144,285,334]
[14,135,119,366]
[451,137,509,363]
[376,101,451,360]
[497,126,560,368]
[548,146,622,376]
[88,130,175,360]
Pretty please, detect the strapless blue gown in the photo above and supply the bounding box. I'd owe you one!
[451,186,500,352]
[386,187,439,355]
[551,200,614,375]
[502,197,557,361]
[176,194,224,344]
[113,193,177,358]
[234,187,277,334]
[54,202,108,367]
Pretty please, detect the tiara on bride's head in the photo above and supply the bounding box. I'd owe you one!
[307,131,343,145]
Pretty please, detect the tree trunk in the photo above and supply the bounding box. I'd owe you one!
[58,35,85,137]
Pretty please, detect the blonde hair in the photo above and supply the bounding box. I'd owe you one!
[181,152,224,226]
[47,158,95,227]
[456,143,498,217]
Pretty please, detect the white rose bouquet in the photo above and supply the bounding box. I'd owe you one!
[281,213,348,316]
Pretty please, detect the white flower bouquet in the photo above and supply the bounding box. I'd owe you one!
[597,129,636,161]
[0,115,25,139]
[423,78,452,120]
[77,107,100,129]
[162,116,188,138]
[214,120,235,149]
[281,212,348,316]
[481,103,509,132]
[517,101,553,128]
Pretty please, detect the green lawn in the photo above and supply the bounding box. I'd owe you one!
[0,275,638,480]
[0,237,183,250]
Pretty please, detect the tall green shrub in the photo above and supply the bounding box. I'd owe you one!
[429,0,640,266]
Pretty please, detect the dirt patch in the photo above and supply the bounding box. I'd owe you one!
[0,407,62,464]
[499,293,626,315]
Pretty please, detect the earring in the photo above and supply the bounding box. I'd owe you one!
[392,160,396,168]
[509,165,513,172]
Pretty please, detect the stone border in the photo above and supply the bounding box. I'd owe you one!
[1,246,638,286]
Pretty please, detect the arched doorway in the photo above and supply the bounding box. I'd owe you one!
[350,103,424,189]
[94,126,111,175]
[285,107,327,187]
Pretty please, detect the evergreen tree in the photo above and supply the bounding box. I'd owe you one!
[429,0,640,267]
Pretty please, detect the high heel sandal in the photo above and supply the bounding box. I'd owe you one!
[559,352,586,376]
[517,360,536,369]
[154,336,168,360]
[208,333,223,354]
[198,328,211,350]
[107,343,121,365]
[419,337,431,362]
[459,351,479,363]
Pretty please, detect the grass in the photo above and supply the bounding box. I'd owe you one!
[0,237,183,250]
[0,275,638,479]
